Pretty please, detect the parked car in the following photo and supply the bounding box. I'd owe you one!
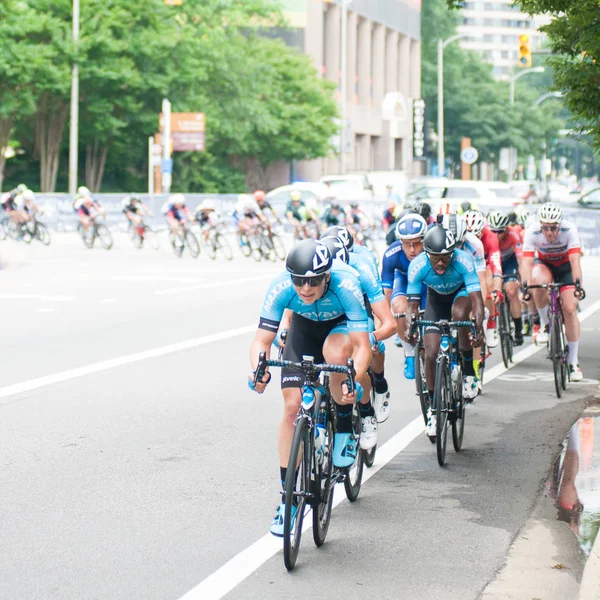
[266,182,329,211]
[319,173,373,202]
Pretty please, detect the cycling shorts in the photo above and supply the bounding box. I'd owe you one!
[281,313,346,389]
[167,210,183,222]
[423,287,468,335]
[78,206,91,217]
[533,258,574,287]
[501,254,520,282]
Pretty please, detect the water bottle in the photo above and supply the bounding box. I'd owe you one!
[451,360,460,384]
[315,422,326,464]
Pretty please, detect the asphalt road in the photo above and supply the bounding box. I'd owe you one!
[1,232,598,600]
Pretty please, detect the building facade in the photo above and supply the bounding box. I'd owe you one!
[457,0,549,80]
[274,0,423,184]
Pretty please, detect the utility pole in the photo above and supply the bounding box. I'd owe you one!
[68,0,80,194]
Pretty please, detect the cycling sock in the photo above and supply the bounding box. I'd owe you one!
[513,316,523,334]
[567,341,579,365]
[473,359,481,378]
[531,313,540,325]
[359,402,376,418]
[400,338,415,357]
[462,350,475,377]
[280,467,299,494]
[336,404,353,433]
[538,305,549,326]
[373,371,388,394]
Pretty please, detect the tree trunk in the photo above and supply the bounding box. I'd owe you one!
[85,140,109,193]
[35,93,68,192]
[243,157,269,191]
[0,116,13,193]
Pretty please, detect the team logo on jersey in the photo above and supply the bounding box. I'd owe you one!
[312,244,330,271]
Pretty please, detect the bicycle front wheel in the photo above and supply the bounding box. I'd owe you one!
[451,380,466,452]
[343,405,364,501]
[78,224,94,248]
[415,339,429,425]
[271,232,286,260]
[184,230,200,258]
[35,223,51,246]
[96,225,113,250]
[201,232,217,260]
[550,316,564,398]
[434,359,450,466]
[215,233,233,260]
[312,418,334,547]
[237,233,251,257]
[283,416,309,571]
[499,302,512,369]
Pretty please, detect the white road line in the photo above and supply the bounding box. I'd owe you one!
[180,298,600,600]
[0,294,76,302]
[154,274,276,296]
[0,325,256,403]
[115,276,206,283]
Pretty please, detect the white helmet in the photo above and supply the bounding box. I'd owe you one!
[169,193,186,206]
[440,213,467,244]
[463,210,486,237]
[22,189,35,202]
[77,186,91,197]
[537,202,562,224]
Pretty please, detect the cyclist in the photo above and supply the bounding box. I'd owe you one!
[253,190,280,229]
[521,203,585,381]
[487,210,525,346]
[320,235,396,429]
[320,200,346,228]
[248,239,371,536]
[405,225,484,436]
[165,193,194,235]
[73,186,93,212]
[122,195,152,235]
[381,214,428,380]
[382,199,403,233]
[464,210,503,348]
[195,200,224,243]
[77,194,105,233]
[285,191,319,239]
[233,193,264,238]
[1,183,27,216]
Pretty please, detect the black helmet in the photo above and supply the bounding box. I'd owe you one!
[286,239,332,276]
[423,225,456,255]
[414,202,432,220]
[321,225,354,251]
[320,236,349,263]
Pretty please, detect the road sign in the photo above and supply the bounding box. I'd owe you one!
[161,158,173,174]
[172,132,205,152]
[160,112,205,134]
[460,146,478,165]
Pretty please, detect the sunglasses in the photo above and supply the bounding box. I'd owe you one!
[426,252,452,263]
[402,240,423,249]
[291,274,327,287]
[541,225,559,232]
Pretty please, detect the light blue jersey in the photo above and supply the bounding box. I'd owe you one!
[352,245,379,280]
[407,249,481,297]
[258,261,369,333]
[348,253,384,305]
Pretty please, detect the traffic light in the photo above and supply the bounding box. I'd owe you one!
[164,0,183,5]
[518,34,532,68]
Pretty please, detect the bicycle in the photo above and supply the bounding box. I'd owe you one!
[128,221,159,250]
[253,352,362,570]
[523,280,585,398]
[496,281,515,369]
[77,215,113,250]
[198,222,233,260]
[169,222,199,258]
[27,212,51,246]
[410,319,477,466]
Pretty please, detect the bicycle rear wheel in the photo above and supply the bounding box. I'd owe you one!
[35,223,51,246]
[312,418,334,547]
[129,225,143,249]
[434,359,450,466]
[343,405,364,501]
[271,233,286,260]
[78,223,94,248]
[237,233,251,257]
[499,302,512,368]
[415,339,429,425]
[0,219,6,241]
[451,372,466,452]
[184,230,200,258]
[550,315,563,398]
[96,225,113,250]
[169,231,184,257]
[201,232,217,259]
[283,416,309,571]
[215,233,233,260]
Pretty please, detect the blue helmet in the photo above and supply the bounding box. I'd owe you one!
[395,214,427,241]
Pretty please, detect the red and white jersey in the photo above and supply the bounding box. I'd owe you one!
[480,226,503,276]
[498,225,523,262]
[522,219,581,266]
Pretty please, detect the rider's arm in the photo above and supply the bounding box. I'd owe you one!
[370,298,396,342]
[348,330,371,381]
[569,252,583,286]
[249,328,276,371]
[469,290,485,332]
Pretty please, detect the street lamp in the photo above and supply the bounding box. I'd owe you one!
[509,66,545,105]
[339,0,354,174]
[68,0,80,195]
[437,33,481,177]
[534,91,563,106]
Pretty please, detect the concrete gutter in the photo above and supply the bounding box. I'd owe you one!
[579,531,600,600]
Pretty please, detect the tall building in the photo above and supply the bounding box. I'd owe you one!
[272,0,423,183]
[457,1,549,80]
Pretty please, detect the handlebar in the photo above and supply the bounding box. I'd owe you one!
[408,318,478,339]
[253,352,357,395]
[522,279,585,300]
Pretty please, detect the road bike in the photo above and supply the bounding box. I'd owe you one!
[78,215,113,250]
[497,280,516,369]
[128,221,159,250]
[410,318,477,466]
[197,222,233,260]
[169,222,200,258]
[523,280,584,398]
[253,353,362,570]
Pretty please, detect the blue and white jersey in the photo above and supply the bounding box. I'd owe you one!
[407,249,481,297]
[381,241,410,290]
[460,232,486,273]
[348,253,384,304]
[352,245,379,278]
[258,261,369,333]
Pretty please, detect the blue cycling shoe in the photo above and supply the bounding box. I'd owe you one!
[333,433,357,468]
[394,335,402,348]
[270,502,297,537]
[404,356,415,380]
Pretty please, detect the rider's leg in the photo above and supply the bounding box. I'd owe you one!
[391,294,415,379]
[452,294,479,399]
[505,279,522,327]
[561,284,581,371]
[531,262,552,326]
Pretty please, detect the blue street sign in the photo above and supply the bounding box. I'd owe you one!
[161,158,173,174]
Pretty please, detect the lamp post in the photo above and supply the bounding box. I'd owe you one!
[437,33,479,177]
[68,0,80,195]
[534,91,563,106]
[339,0,354,174]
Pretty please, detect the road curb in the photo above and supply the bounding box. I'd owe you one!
[579,531,600,600]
